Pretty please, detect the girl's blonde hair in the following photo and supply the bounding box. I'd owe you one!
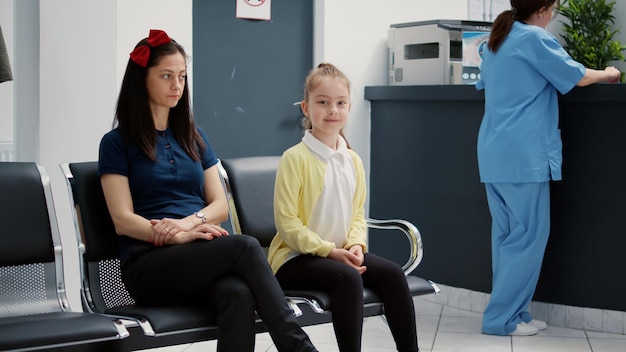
[301,62,352,148]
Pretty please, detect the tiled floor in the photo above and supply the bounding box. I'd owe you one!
[137,297,626,352]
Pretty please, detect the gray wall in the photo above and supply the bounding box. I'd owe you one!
[192,0,313,159]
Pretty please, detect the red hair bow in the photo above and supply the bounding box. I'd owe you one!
[129,29,171,68]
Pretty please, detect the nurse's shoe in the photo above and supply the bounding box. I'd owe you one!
[509,322,539,336]
[528,319,547,330]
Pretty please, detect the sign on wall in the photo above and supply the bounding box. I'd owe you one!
[468,0,510,22]
[236,0,272,21]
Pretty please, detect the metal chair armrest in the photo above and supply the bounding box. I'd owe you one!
[366,217,423,275]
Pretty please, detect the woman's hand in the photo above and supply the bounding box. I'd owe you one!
[150,219,228,246]
[328,247,367,274]
[150,218,191,246]
[166,224,229,245]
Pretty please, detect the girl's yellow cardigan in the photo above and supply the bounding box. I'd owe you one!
[267,142,368,274]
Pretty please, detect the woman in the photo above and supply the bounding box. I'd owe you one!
[476,1,620,336]
[98,29,317,352]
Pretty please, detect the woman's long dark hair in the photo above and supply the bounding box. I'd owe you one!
[488,0,560,52]
[114,37,205,161]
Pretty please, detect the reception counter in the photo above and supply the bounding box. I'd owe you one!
[365,84,626,312]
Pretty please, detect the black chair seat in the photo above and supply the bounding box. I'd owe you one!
[407,275,439,297]
[284,275,436,311]
[106,305,217,334]
[0,312,126,351]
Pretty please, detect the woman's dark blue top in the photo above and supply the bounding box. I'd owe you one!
[98,126,219,262]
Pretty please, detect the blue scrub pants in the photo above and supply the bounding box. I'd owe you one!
[481,182,551,335]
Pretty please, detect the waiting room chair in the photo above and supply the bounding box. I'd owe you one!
[218,156,440,326]
[0,162,129,352]
[61,162,235,351]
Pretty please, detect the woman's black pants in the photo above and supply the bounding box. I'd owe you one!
[122,235,316,352]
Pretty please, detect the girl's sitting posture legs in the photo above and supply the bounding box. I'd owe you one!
[362,253,419,352]
[276,254,365,352]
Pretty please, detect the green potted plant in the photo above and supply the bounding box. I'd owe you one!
[558,0,626,81]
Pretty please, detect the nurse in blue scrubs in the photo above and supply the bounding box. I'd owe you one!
[476,0,620,336]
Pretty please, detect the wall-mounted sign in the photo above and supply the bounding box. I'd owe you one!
[236,0,272,21]
[468,0,510,21]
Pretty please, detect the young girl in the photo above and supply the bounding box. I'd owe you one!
[476,1,620,336]
[98,29,317,352]
[268,63,419,352]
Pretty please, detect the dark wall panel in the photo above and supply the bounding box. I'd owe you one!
[366,84,626,312]
[192,1,313,158]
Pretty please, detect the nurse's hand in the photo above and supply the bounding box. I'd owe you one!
[606,66,621,83]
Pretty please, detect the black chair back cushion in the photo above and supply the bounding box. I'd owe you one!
[0,162,54,266]
[220,156,281,247]
[68,162,119,262]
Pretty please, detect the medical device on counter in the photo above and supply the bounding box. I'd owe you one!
[388,19,492,85]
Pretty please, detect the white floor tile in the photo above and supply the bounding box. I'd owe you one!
[181,340,215,352]
[586,330,626,339]
[512,336,591,352]
[537,325,587,338]
[530,302,550,323]
[602,310,625,335]
[362,317,396,349]
[469,290,488,313]
[457,288,473,311]
[588,337,626,352]
[418,315,441,333]
[415,297,445,316]
[417,329,436,352]
[566,305,585,330]
[583,307,604,332]
[549,304,567,327]
[442,306,483,318]
[437,316,483,334]
[433,332,511,352]
[302,322,338,346]
[139,294,626,352]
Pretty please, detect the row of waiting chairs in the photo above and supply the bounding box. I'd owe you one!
[0,158,439,351]
[0,163,128,352]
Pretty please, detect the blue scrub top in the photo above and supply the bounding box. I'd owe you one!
[476,21,585,183]
[98,126,219,262]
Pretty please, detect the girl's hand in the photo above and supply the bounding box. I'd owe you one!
[328,248,367,274]
[348,245,365,266]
